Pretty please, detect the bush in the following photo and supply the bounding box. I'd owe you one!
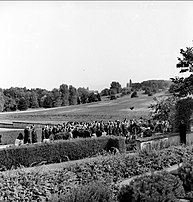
[110,95,117,100]
[51,181,113,202]
[0,136,126,170]
[1,144,193,201]
[131,91,138,98]
[177,159,193,193]
[117,171,185,202]
[53,132,70,140]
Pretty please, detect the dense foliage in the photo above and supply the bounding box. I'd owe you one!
[1,144,193,201]
[53,181,113,202]
[170,45,193,97]
[117,171,185,202]
[0,79,171,112]
[100,80,170,98]
[0,144,192,201]
[140,80,171,94]
[149,96,177,122]
[0,85,102,112]
[0,136,125,170]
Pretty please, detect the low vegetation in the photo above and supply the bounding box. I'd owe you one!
[0,136,125,170]
[0,144,193,201]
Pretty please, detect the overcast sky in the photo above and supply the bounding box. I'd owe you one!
[0,1,193,91]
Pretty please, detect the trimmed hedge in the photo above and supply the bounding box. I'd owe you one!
[0,136,126,170]
[117,171,185,202]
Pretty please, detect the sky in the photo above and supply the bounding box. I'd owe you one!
[0,1,193,92]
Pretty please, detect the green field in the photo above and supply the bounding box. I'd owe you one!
[0,91,168,124]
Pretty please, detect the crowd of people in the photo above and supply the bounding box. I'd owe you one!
[15,118,172,146]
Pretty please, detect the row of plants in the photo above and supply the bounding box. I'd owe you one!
[0,144,193,201]
[0,136,126,170]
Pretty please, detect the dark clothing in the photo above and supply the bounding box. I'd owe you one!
[44,128,50,139]
[24,128,31,144]
[31,129,38,143]
[179,122,187,145]
[41,128,45,142]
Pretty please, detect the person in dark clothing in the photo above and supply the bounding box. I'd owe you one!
[24,126,31,144]
[179,120,187,145]
[31,127,38,143]
[44,125,50,139]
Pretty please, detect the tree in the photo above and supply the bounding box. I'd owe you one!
[43,94,53,108]
[68,85,77,105]
[172,45,193,97]
[88,92,98,103]
[121,87,131,96]
[131,91,138,98]
[3,96,17,111]
[0,89,4,112]
[100,88,110,96]
[96,93,101,101]
[131,82,141,91]
[17,97,28,111]
[29,91,39,108]
[51,88,62,107]
[59,84,69,106]
[77,87,89,104]
[34,88,49,107]
[149,96,177,122]
[110,81,122,94]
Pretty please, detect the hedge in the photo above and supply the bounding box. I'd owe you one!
[0,136,126,170]
[117,171,185,202]
[52,181,113,202]
[1,144,193,201]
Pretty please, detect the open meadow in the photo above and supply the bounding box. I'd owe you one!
[0,91,168,124]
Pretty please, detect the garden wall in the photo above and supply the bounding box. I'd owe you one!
[136,132,193,150]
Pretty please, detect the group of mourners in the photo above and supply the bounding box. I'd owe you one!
[15,125,37,146]
[14,118,172,146]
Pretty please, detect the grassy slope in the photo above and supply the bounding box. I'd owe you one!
[0,91,168,123]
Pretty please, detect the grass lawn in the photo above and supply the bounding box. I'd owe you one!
[0,91,168,124]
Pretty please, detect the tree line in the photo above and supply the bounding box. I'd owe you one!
[0,84,101,112]
[0,79,171,112]
[100,80,171,97]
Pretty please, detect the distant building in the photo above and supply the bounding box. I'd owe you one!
[126,79,132,88]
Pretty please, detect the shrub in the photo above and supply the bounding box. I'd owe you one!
[51,181,113,202]
[177,159,193,192]
[0,136,126,170]
[53,132,70,140]
[117,171,185,202]
[131,91,138,98]
[110,95,117,100]
[1,144,193,201]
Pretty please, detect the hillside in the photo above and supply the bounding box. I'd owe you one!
[0,91,168,123]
